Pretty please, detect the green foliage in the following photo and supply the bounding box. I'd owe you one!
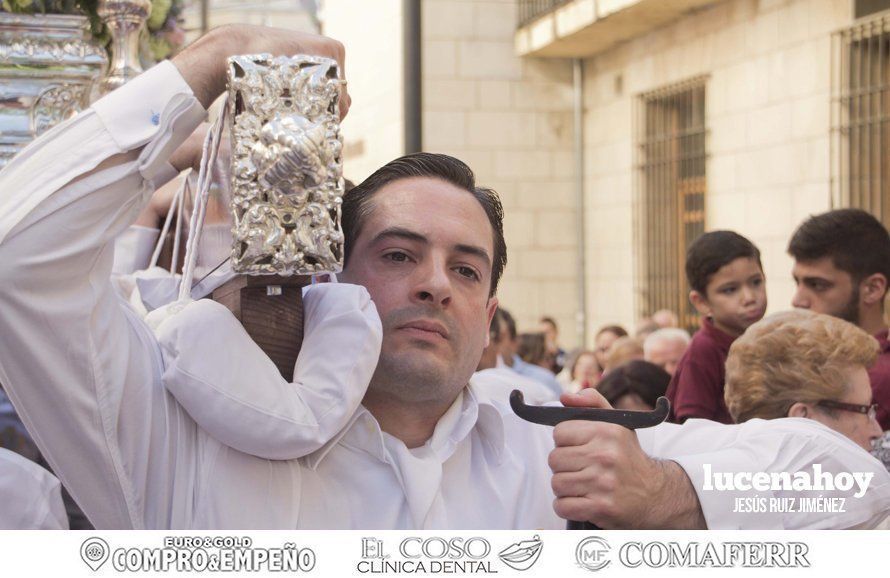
[0,0,181,58]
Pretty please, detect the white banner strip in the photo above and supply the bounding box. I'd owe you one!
[0,530,886,577]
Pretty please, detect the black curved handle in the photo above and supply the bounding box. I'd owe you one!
[510,390,671,531]
[509,390,670,429]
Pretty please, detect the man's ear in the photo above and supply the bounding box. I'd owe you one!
[484,297,499,348]
[689,290,711,316]
[860,273,888,306]
[787,402,809,419]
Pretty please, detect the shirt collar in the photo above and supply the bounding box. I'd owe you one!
[701,316,738,352]
[302,384,507,470]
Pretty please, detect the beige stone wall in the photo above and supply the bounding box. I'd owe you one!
[183,1,318,41]
[421,0,581,347]
[322,0,406,181]
[582,0,850,337]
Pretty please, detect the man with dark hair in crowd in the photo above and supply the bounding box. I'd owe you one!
[539,316,566,372]
[593,325,628,375]
[473,310,555,405]
[497,308,563,397]
[788,209,890,431]
[0,25,887,531]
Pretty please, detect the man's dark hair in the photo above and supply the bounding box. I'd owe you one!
[517,332,548,366]
[539,316,557,329]
[685,230,762,295]
[595,325,627,339]
[787,209,890,288]
[498,307,517,340]
[342,153,507,296]
[596,360,671,410]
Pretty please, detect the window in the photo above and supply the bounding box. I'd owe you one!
[831,13,890,226]
[635,79,707,331]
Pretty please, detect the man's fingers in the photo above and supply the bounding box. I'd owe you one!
[553,496,617,527]
[551,467,618,497]
[553,419,627,447]
[559,388,612,409]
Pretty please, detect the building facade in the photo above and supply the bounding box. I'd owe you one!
[323,0,890,347]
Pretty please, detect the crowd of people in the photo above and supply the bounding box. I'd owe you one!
[0,24,888,531]
[499,210,890,475]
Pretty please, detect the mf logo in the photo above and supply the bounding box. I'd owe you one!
[576,536,611,572]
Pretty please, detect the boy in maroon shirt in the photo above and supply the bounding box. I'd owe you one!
[788,209,890,431]
[666,231,767,423]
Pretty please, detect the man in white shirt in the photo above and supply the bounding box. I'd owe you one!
[0,24,887,530]
[0,448,68,529]
[473,309,556,405]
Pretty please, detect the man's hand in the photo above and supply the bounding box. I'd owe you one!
[169,122,212,174]
[172,24,350,117]
[549,389,707,529]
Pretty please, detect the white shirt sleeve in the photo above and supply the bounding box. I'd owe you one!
[113,225,161,277]
[153,282,382,460]
[0,448,68,530]
[638,417,890,529]
[0,61,206,529]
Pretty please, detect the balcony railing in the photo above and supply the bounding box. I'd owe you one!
[517,0,573,27]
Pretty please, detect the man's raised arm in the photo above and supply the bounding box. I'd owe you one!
[0,25,348,529]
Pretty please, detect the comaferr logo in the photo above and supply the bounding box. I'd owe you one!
[617,542,810,568]
[576,537,611,572]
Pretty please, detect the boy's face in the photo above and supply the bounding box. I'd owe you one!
[691,256,767,337]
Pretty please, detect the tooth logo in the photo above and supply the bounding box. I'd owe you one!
[80,537,109,571]
[498,535,543,571]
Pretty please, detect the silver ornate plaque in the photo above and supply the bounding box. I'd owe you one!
[227,54,344,275]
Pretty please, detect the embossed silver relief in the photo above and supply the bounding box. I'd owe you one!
[0,14,106,169]
[227,54,344,275]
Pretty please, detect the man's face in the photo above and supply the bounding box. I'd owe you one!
[539,321,557,346]
[645,339,687,376]
[340,177,498,404]
[695,257,767,337]
[594,331,620,369]
[791,257,859,324]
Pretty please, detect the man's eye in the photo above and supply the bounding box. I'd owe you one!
[720,286,737,294]
[456,266,480,281]
[385,251,410,262]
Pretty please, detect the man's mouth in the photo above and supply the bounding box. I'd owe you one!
[399,320,449,340]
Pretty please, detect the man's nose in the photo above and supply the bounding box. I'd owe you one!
[791,286,810,309]
[412,256,452,307]
[741,285,757,304]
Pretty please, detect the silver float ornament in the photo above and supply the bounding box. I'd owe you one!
[226,54,344,276]
[97,0,152,96]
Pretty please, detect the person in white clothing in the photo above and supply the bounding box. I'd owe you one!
[0,448,68,529]
[472,309,557,406]
[0,25,888,530]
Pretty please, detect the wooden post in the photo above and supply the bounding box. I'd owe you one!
[211,275,311,379]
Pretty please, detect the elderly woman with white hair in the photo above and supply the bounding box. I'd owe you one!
[643,328,691,376]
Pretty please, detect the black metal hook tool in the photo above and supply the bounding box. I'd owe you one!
[509,390,671,530]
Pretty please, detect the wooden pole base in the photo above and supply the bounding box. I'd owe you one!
[211,274,311,379]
